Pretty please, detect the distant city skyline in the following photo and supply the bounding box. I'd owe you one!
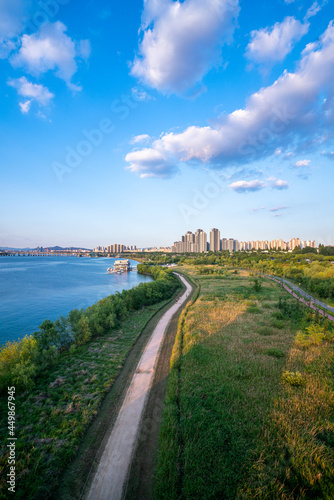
[0,231,323,252]
[1,1,333,248]
[171,230,316,253]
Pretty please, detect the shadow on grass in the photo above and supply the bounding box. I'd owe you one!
[154,276,301,500]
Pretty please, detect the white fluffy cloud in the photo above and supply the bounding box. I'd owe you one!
[228,179,289,193]
[8,76,54,112]
[272,179,289,189]
[131,0,240,94]
[295,159,310,167]
[246,16,308,65]
[125,148,178,178]
[11,22,90,89]
[126,21,334,178]
[19,100,31,114]
[229,180,266,192]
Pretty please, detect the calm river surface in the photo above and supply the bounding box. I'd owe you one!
[0,256,151,346]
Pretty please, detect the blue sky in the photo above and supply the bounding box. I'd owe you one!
[0,0,333,248]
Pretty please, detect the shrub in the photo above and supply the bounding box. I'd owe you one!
[282,371,306,386]
[247,306,262,314]
[271,311,284,320]
[74,316,92,346]
[270,319,284,329]
[252,278,262,292]
[0,336,38,392]
[258,326,272,336]
[295,324,328,348]
[266,348,284,358]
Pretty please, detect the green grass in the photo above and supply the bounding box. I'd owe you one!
[239,325,334,498]
[155,268,334,499]
[0,297,176,499]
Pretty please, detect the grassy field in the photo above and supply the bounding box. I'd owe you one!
[0,293,180,500]
[156,267,334,499]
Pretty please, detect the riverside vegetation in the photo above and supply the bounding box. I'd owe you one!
[142,246,334,306]
[0,266,180,499]
[155,266,334,499]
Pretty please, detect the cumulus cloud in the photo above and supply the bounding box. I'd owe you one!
[125,21,334,178]
[245,16,308,66]
[295,159,310,167]
[229,180,267,192]
[131,0,240,94]
[10,22,90,89]
[125,148,178,178]
[8,76,54,112]
[272,179,289,189]
[229,178,289,193]
[19,100,31,114]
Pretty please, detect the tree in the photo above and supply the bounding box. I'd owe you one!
[252,278,262,293]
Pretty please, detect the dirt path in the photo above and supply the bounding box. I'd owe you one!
[125,273,196,500]
[85,274,192,500]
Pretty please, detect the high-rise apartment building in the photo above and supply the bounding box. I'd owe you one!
[221,238,227,251]
[227,238,234,252]
[210,228,221,252]
[195,229,207,253]
[289,238,301,250]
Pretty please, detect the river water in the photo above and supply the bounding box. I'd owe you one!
[0,256,151,346]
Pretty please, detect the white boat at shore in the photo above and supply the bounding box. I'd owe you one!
[107,260,132,274]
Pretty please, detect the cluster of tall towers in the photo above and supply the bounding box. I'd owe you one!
[172,229,316,253]
[172,229,208,253]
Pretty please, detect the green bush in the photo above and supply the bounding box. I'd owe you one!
[74,316,92,346]
[257,326,272,336]
[252,278,262,292]
[270,319,284,329]
[282,371,306,386]
[0,336,38,392]
[247,306,262,314]
[271,311,284,320]
[266,348,285,358]
[295,324,333,348]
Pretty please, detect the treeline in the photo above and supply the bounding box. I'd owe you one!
[285,273,334,300]
[319,244,334,256]
[144,252,334,301]
[0,267,180,393]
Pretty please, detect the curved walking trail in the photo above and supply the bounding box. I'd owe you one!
[86,273,192,500]
[266,275,334,321]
